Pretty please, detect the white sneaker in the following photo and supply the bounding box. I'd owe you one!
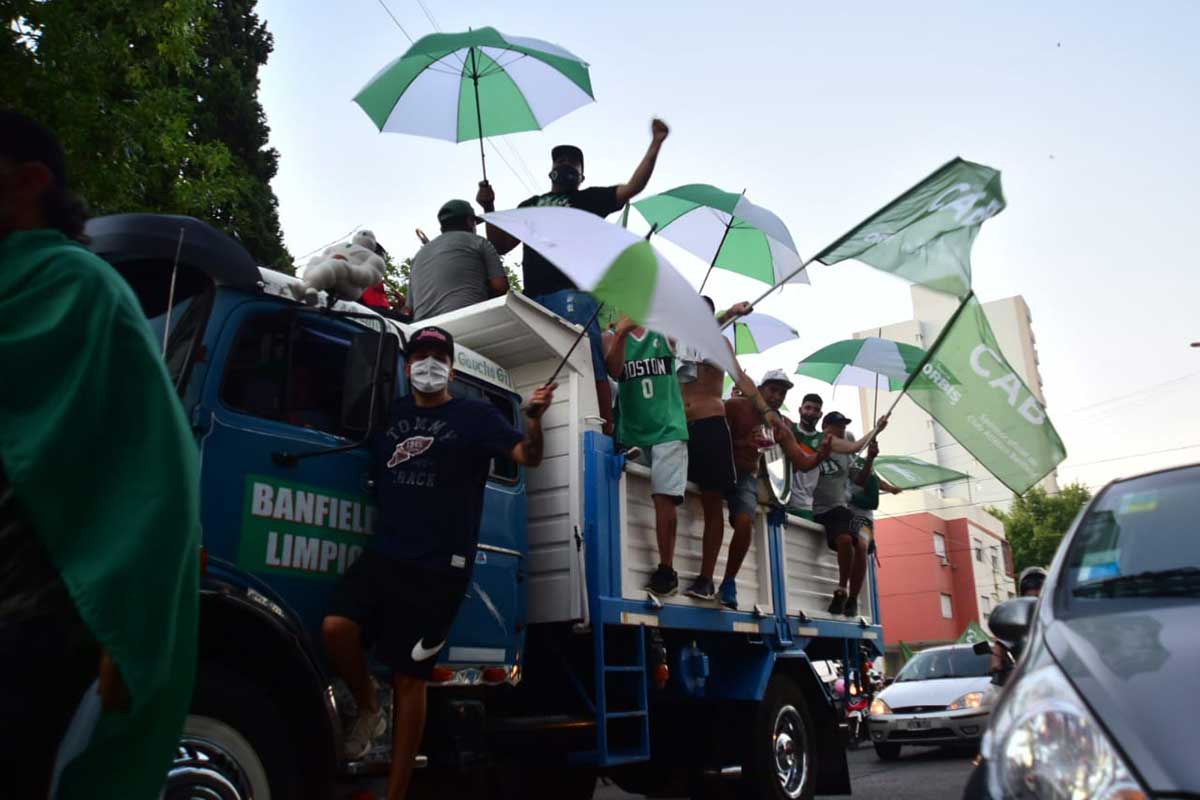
[344,705,386,760]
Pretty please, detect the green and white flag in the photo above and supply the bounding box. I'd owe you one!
[899,641,915,663]
[795,337,926,390]
[482,207,739,376]
[816,159,1005,299]
[904,294,1066,495]
[957,621,992,644]
[872,455,969,490]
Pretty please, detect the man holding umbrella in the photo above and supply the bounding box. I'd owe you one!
[476,118,670,434]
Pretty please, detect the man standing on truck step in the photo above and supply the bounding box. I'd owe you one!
[0,110,200,800]
[813,412,888,618]
[409,199,507,321]
[477,119,671,437]
[322,325,555,800]
[607,314,688,597]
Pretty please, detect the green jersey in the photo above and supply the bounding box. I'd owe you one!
[788,424,824,513]
[615,331,688,447]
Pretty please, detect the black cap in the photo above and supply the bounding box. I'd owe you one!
[551,144,584,168]
[822,411,852,428]
[405,326,454,359]
[0,110,67,188]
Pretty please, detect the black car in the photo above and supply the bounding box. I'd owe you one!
[965,463,1199,800]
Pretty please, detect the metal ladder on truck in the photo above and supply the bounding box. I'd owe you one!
[569,623,651,766]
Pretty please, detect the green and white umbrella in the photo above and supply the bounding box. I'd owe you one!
[723,312,798,356]
[632,184,806,292]
[795,337,926,390]
[871,456,969,490]
[482,207,738,377]
[353,27,594,180]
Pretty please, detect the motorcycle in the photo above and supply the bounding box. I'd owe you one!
[838,670,872,749]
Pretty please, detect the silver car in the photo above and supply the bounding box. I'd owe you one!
[868,643,995,760]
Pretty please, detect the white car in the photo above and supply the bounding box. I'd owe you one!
[868,643,995,760]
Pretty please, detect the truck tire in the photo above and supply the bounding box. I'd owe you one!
[873,742,902,761]
[741,675,816,800]
[167,664,299,800]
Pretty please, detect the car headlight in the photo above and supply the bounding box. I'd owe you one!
[985,661,1147,800]
[948,691,985,711]
[870,697,892,716]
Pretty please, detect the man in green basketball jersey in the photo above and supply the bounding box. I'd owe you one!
[606,315,689,596]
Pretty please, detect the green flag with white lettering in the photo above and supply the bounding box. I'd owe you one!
[957,621,992,644]
[904,294,1066,495]
[872,456,969,490]
[816,158,1005,299]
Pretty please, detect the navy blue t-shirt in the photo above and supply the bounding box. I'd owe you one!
[370,396,523,573]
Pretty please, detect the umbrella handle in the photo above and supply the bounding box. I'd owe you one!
[469,47,488,182]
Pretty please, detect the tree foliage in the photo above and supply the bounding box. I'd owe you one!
[1,0,290,269]
[988,483,1092,573]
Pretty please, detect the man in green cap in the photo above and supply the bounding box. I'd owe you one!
[408,198,508,321]
[0,110,199,798]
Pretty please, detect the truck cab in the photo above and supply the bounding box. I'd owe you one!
[92,213,881,800]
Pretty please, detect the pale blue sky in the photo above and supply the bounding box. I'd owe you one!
[257,0,1200,490]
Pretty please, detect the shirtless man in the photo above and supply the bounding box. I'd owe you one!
[680,298,751,601]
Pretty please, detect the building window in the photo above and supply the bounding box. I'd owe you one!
[933,533,946,558]
[940,594,953,618]
[991,552,998,571]
[980,595,991,615]
[974,540,984,562]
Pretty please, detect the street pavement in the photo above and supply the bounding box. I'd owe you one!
[593,743,977,800]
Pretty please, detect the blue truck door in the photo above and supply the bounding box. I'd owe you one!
[197,302,380,646]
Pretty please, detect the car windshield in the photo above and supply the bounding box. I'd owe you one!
[1062,465,1200,605]
[894,648,990,682]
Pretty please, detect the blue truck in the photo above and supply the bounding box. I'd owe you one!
[88,213,884,800]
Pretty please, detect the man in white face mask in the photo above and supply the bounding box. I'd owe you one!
[322,325,554,799]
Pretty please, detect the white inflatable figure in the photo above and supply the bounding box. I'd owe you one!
[295,229,386,305]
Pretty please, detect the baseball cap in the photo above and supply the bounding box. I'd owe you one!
[822,411,852,428]
[405,326,455,359]
[0,109,67,189]
[760,369,795,389]
[551,144,584,168]
[437,199,479,225]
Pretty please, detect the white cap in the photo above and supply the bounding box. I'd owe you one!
[760,369,795,389]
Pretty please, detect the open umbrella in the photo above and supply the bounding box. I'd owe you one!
[871,455,969,490]
[795,337,926,390]
[353,27,594,180]
[632,184,806,292]
[482,207,737,377]
[722,311,798,356]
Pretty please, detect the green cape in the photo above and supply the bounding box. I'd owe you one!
[0,229,199,799]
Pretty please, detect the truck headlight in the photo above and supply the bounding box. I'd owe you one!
[948,691,985,711]
[985,662,1147,800]
[870,697,892,716]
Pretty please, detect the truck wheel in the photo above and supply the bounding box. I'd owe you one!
[742,675,815,800]
[873,742,902,761]
[167,665,298,800]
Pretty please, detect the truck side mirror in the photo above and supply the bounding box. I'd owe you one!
[988,597,1036,643]
[341,329,398,434]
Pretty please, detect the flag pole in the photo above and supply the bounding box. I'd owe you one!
[728,158,965,328]
[698,189,745,294]
[873,327,882,422]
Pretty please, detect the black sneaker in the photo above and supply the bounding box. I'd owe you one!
[646,565,678,597]
[843,596,859,617]
[684,576,716,601]
[827,590,847,615]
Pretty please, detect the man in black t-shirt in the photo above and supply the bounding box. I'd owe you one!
[476,118,670,436]
[322,326,554,799]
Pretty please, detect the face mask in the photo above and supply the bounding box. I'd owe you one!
[409,357,451,393]
[549,164,582,188]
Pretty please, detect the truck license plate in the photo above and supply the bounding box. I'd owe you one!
[906,719,931,730]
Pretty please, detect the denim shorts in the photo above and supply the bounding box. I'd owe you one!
[633,440,688,503]
[725,470,759,523]
[532,290,605,380]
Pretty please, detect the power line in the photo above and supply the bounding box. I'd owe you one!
[487,139,537,195]
[375,0,415,43]
[415,0,440,31]
[292,223,363,265]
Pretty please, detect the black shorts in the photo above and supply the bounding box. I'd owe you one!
[815,507,856,552]
[328,549,469,680]
[686,416,737,493]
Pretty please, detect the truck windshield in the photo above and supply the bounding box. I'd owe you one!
[894,648,990,682]
[1062,465,1199,606]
